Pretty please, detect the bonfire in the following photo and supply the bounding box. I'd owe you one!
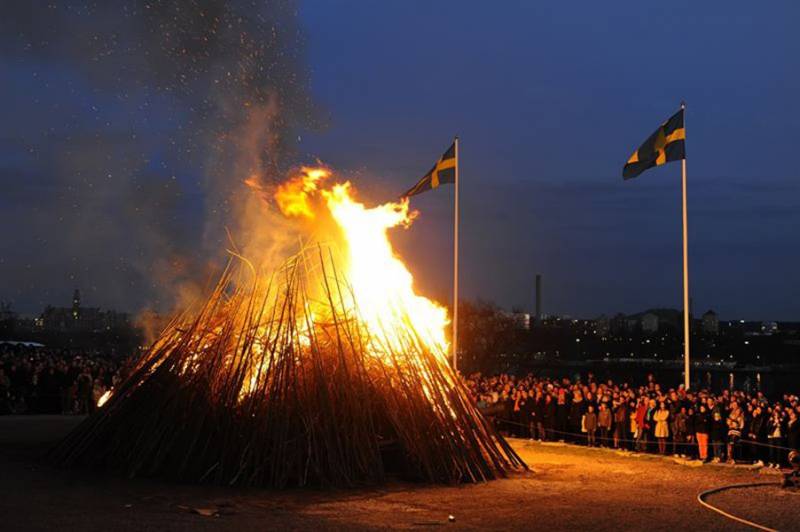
[51,167,526,487]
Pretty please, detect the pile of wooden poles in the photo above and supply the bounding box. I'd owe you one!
[51,245,526,487]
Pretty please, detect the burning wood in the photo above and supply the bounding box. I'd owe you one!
[51,168,525,487]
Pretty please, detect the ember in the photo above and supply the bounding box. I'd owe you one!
[51,167,525,487]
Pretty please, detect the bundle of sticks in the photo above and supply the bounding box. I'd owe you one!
[51,245,526,487]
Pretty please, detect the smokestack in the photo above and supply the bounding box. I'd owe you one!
[535,274,542,322]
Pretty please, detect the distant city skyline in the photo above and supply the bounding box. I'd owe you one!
[3,287,798,326]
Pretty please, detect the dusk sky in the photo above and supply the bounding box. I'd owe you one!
[1,1,799,320]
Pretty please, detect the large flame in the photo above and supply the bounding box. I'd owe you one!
[323,183,449,355]
[271,167,450,359]
[274,166,330,219]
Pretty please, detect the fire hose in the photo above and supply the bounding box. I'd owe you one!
[696,482,781,532]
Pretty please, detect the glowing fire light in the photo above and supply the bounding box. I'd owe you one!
[323,183,449,356]
[273,167,450,359]
[274,166,330,219]
[97,390,112,408]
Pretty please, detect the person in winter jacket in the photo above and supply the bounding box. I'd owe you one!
[597,402,612,447]
[613,400,628,449]
[569,391,585,444]
[766,408,785,468]
[710,400,727,462]
[634,397,650,452]
[685,406,697,457]
[746,406,767,465]
[654,402,670,454]
[584,404,598,447]
[672,406,688,456]
[726,402,745,464]
[694,404,711,462]
[556,389,568,442]
[542,393,556,441]
[787,409,800,455]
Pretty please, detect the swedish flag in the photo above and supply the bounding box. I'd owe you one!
[403,142,457,197]
[623,108,686,179]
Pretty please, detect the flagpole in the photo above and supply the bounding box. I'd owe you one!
[680,102,690,390]
[453,136,460,372]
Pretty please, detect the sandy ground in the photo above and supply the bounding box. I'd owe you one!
[1,416,798,531]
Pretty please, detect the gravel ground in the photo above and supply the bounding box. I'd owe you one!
[704,484,800,530]
[1,416,797,531]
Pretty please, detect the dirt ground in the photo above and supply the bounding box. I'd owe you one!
[1,416,798,531]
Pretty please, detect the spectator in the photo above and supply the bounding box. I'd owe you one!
[710,402,727,463]
[672,406,688,456]
[685,406,696,458]
[694,404,711,462]
[766,408,784,468]
[646,399,658,451]
[0,344,126,415]
[556,388,568,441]
[613,399,628,449]
[654,401,670,455]
[726,402,745,464]
[634,397,649,452]
[542,393,556,441]
[467,370,799,467]
[788,409,799,455]
[747,405,766,466]
[598,402,612,447]
[569,391,585,444]
[584,404,598,447]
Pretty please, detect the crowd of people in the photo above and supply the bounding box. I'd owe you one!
[3,343,799,469]
[0,344,123,415]
[467,372,800,468]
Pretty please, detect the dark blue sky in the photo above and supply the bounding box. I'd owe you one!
[297,1,800,320]
[1,1,799,320]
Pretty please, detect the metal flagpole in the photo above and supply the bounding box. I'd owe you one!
[453,136,460,372]
[680,102,690,390]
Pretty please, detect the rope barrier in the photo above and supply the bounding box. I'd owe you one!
[696,482,782,532]
[490,416,797,453]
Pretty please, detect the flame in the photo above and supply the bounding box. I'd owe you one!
[273,167,449,359]
[97,390,112,408]
[274,166,330,219]
[322,183,449,356]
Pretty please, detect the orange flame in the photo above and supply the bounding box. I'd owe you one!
[323,183,448,356]
[97,390,112,408]
[274,166,330,219]
[272,167,449,359]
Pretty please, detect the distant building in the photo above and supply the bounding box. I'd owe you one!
[39,289,130,333]
[761,321,778,335]
[510,311,531,330]
[594,315,610,336]
[702,310,719,335]
[40,305,73,331]
[641,312,659,334]
[610,313,627,334]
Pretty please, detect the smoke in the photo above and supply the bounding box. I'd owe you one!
[0,1,320,315]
